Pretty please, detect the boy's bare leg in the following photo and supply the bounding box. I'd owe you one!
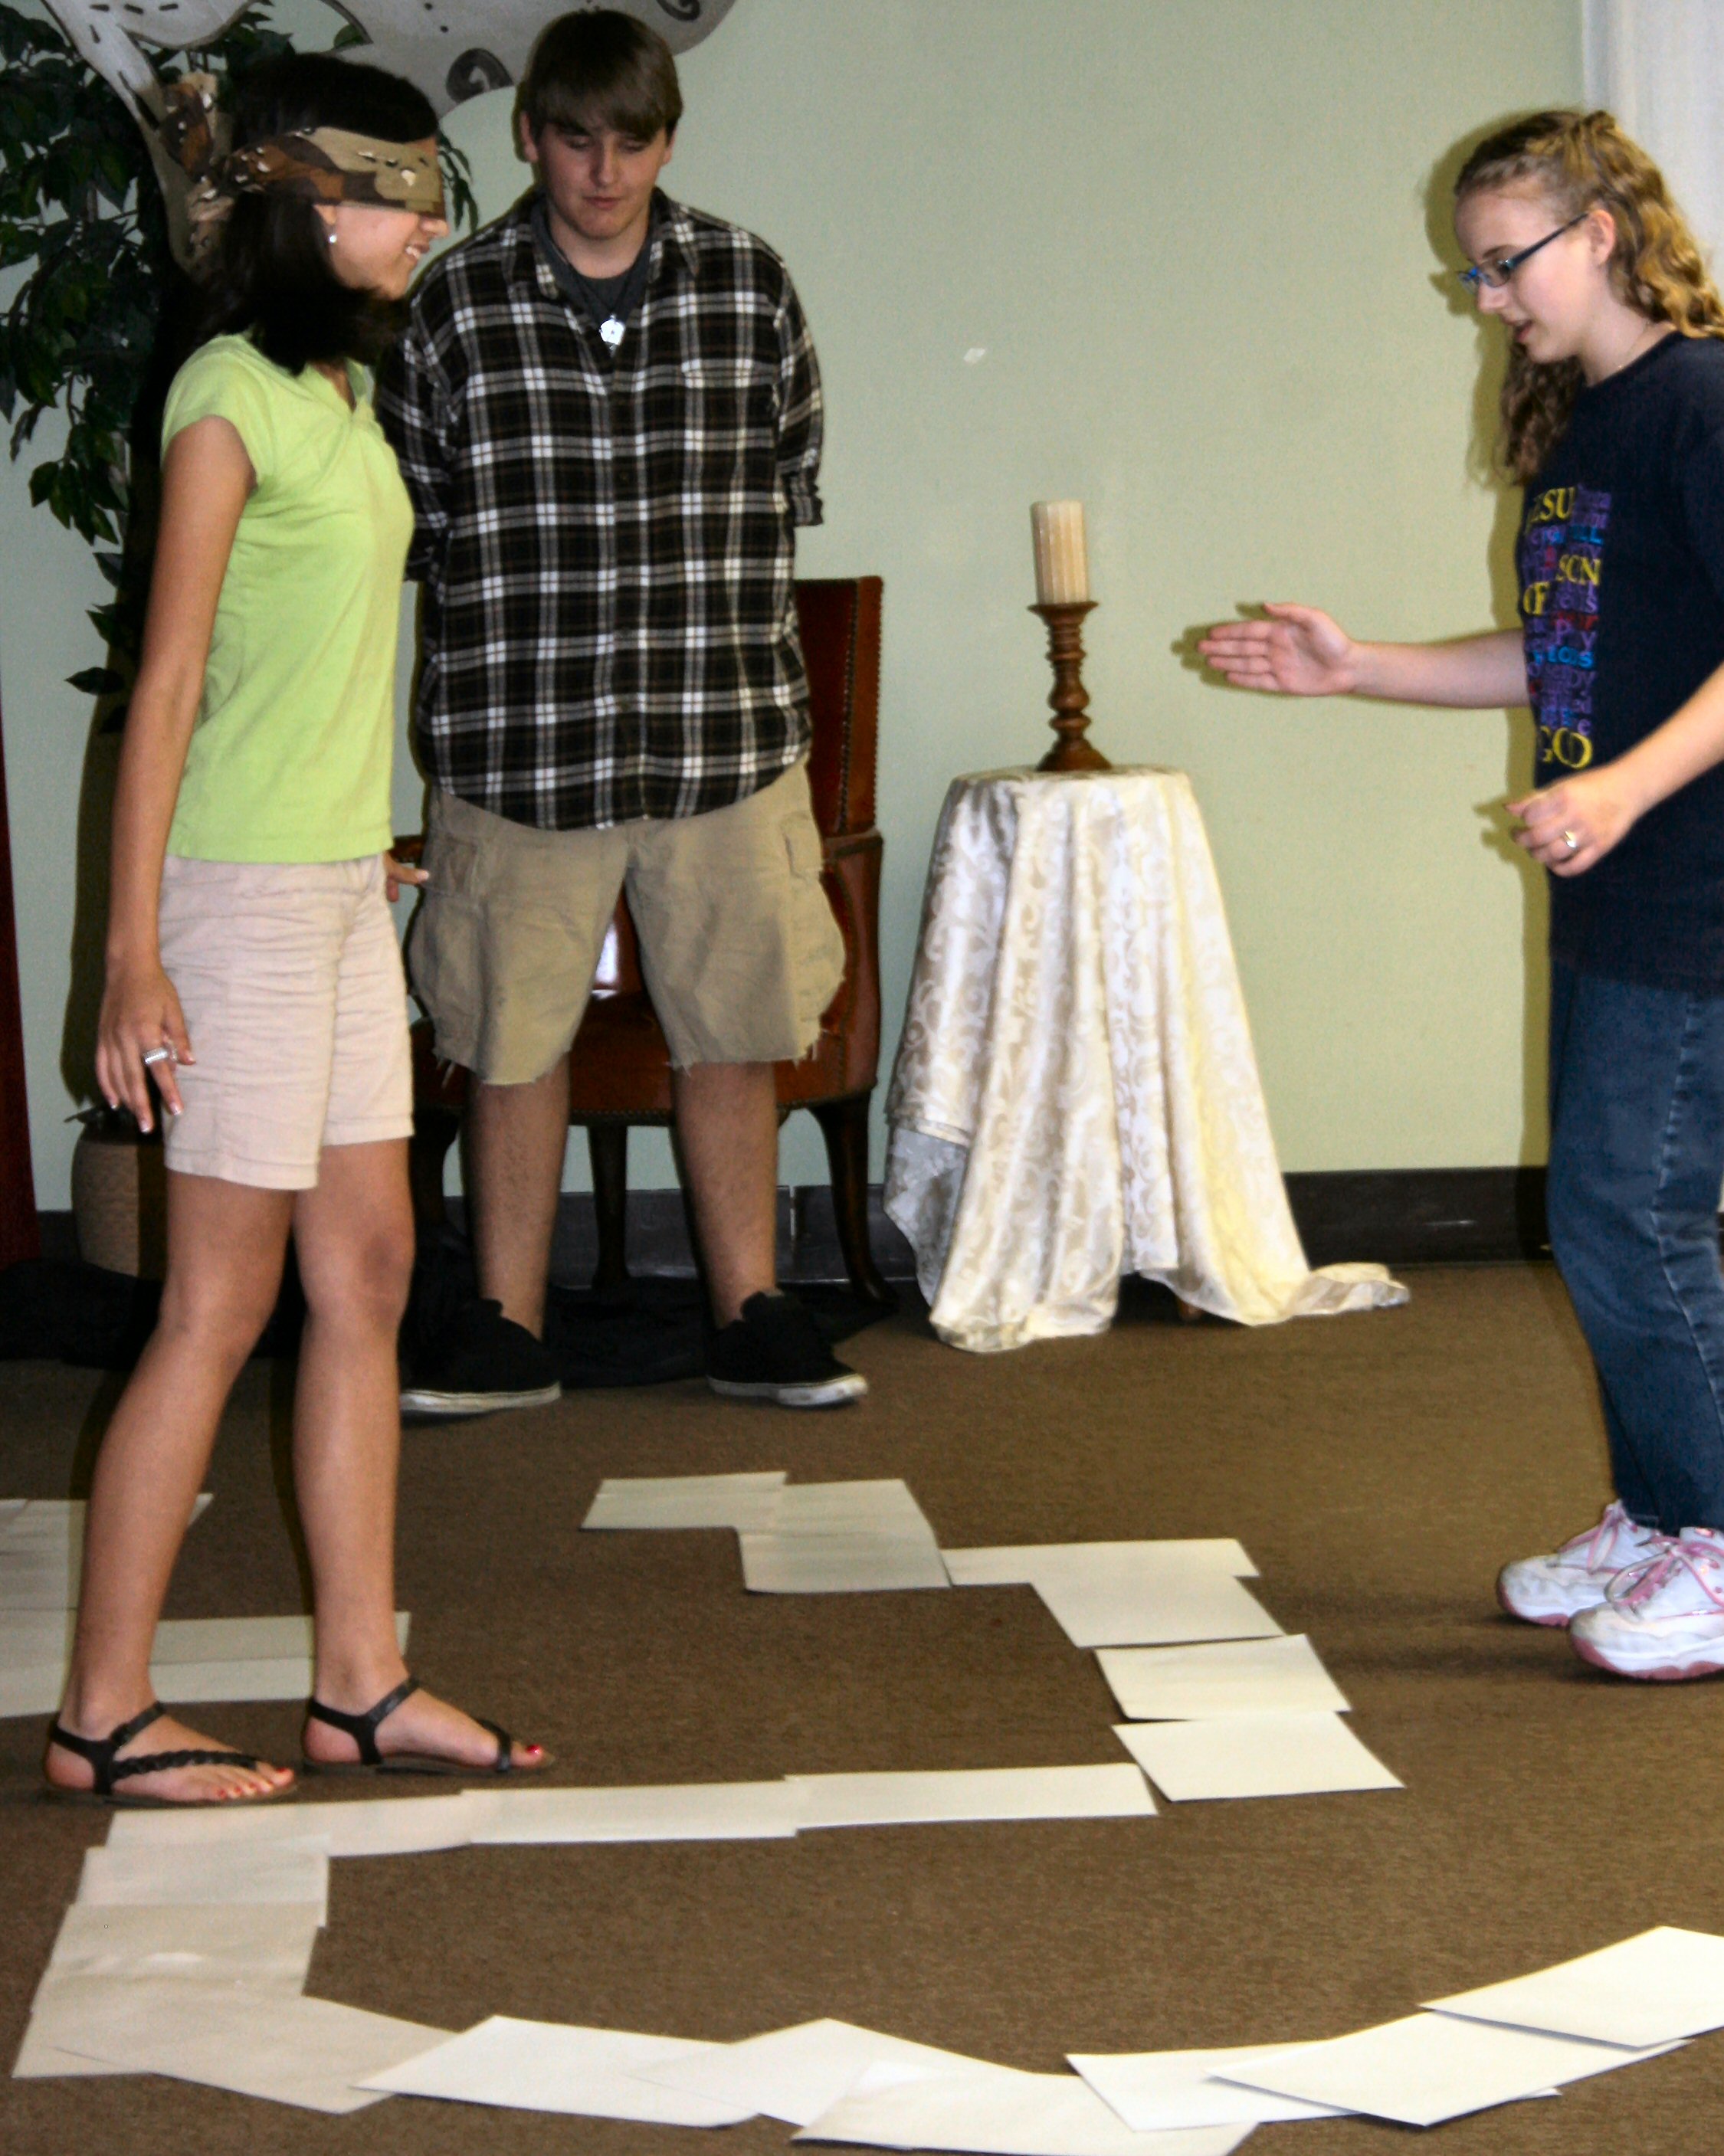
[673,1059,778,1325]
[467,1055,571,1338]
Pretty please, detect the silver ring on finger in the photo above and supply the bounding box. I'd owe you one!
[142,1046,175,1067]
[1561,828,1580,854]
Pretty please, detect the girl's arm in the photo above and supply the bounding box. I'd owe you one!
[97,417,253,1132]
[1511,653,1724,874]
[1199,603,1527,708]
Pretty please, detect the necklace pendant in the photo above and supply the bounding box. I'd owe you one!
[601,316,625,349]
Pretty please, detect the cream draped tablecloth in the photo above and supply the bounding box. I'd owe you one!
[883,769,1408,1352]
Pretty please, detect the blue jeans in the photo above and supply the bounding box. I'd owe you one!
[1547,960,1724,1532]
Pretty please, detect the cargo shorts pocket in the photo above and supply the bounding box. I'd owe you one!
[407,832,483,1042]
[785,818,844,1029]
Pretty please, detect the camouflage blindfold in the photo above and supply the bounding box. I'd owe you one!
[159,75,444,270]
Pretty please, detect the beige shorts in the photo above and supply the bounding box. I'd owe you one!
[158,854,413,1190]
[410,759,845,1085]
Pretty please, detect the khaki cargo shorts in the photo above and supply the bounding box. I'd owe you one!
[409,759,845,1086]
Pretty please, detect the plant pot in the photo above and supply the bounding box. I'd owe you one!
[70,1111,166,1280]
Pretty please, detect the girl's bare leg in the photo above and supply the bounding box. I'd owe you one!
[293,1139,545,1771]
[47,1171,299,1801]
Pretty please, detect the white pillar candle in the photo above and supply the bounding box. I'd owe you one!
[1030,500,1090,605]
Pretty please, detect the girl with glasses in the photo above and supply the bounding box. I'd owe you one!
[1201,110,1724,1683]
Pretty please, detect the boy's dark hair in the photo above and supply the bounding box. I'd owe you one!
[198,53,438,374]
[517,9,683,143]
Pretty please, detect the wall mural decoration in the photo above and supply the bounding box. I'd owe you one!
[44,0,739,123]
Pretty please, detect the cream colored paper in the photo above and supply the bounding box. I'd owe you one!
[582,1472,788,1531]
[941,1540,1257,1584]
[76,1837,330,1918]
[765,1481,939,1537]
[739,1532,952,1594]
[1427,1925,1724,2049]
[471,1780,802,1845]
[43,1977,447,2113]
[108,1789,490,1857]
[798,2059,1252,2155]
[358,2015,751,2123]
[635,2017,995,2125]
[790,1764,1154,1830]
[1218,2011,1673,2128]
[13,1902,321,2081]
[1096,1636,1349,1721]
[0,1493,210,1610]
[1113,1713,1399,1801]
[1067,2043,1345,2128]
[1034,1565,1283,1650]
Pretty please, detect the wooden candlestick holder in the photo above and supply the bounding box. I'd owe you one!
[1031,600,1111,773]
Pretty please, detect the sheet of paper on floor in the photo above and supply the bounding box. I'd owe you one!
[634,2017,1005,2123]
[764,1481,939,1538]
[41,1977,446,2113]
[1034,1564,1283,1650]
[0,1495,211,1610]
[76,1837,331,1919]
[470,1779,803,1844]
[1096,1636,1349,1722]
[1427,1926,1724,2049]
[1113,1713,1401,1800]
[941,1540,1257,1585]
[108,1787,490,1856]
[739,1530,952,1594]
[582,1472,788,1532]
[1067,2042,1347,2128]
[359,2016,754,2123]
[795,2059,1254,2155]
[790,1764,1154,1830]
[12,1902,323,2080]
[0,1610,412,1718]
[1217,2011,1674,2127]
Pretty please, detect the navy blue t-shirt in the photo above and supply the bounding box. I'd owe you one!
[1519,333,1724,992]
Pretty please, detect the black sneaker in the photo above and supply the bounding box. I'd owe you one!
[399,1298,562,1420]
[706,1292,868,1408]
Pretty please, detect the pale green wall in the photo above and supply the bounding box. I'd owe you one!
[1,0,1582,1210]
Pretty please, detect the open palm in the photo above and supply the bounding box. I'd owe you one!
[1198,603,1359,697]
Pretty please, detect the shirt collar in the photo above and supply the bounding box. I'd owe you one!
[510,188,696,298]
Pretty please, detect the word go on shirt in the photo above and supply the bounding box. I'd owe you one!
[376,192,823,832]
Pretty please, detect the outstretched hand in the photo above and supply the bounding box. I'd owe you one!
[1508,765,1645,876]
[1197,603,1361,696]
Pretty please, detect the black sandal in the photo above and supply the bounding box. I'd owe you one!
[302,1675,527,1778]
[46,1702,287,1809]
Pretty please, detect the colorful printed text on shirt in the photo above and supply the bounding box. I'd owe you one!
[1521,482,1610,773]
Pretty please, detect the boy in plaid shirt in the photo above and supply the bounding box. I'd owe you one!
[379,8,864,1414]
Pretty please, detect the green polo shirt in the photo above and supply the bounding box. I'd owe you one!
[161,334,414,863]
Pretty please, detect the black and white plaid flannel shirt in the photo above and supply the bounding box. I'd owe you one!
[375,192,823,831]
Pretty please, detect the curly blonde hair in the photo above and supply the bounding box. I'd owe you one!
[1454,110,1724,481]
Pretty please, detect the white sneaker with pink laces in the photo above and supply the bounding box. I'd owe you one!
[1496,1502,1666,1627]
[1568,1527,1724,1679]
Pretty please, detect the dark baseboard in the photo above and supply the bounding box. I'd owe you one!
[1283,1168,1550,1268]
[31,1166,1555,1291]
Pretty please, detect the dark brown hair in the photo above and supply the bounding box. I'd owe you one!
[198,54,438,372]
[516,8,682,143]
[1455,108,1724,480]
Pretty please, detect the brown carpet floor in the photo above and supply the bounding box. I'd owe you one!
[2,1263,1722,2154]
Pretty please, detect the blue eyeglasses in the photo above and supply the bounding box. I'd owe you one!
[1457,213,1588,293]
